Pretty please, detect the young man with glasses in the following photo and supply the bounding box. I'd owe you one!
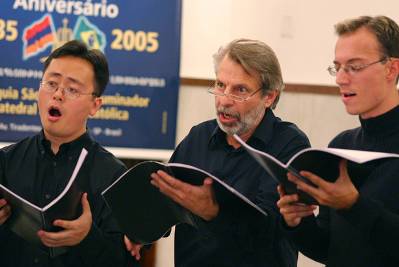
[278,16,399,266]
[126,39,310,266]
[0,40,137,267]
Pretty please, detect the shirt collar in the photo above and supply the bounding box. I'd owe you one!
[359,104,399,136]
[250,109,276,146]
[38,130,93,156]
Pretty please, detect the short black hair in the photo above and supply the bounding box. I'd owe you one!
[43,40,109,96]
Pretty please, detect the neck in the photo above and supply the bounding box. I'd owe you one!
[226,128,256,149]
[44,128,86,154]
[360,88,399,119]
[226,108,267,148]
[50,140,62,154]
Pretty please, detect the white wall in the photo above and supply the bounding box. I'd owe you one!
[180,0,399,84]
[155,1,399,266]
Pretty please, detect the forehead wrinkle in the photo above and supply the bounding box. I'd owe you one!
[333,57,366,65]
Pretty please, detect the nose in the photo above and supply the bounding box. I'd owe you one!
[52,87,65,101]
[335,68,350,86]
[216,93,235,107]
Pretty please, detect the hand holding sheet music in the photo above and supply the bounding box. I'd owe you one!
[0,148,88,257]
[150,170,219,221]
[234,134,399,204]
[102,161,268,244]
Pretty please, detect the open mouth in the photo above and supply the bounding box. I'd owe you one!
[221,112,233,119]
[218,111,240,125]
[219,111,239,120]
[343,92,356,97]
[48,106,62,117]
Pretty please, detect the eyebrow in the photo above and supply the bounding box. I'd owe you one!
[216,79,252,89]
[44,72,84,86]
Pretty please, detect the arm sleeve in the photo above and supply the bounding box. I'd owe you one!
[283,207,330,264]
[66,156,138,267]
[279,134,331,264]
[336,160,399,263]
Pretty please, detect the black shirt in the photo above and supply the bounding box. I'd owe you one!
[286,105,399,267]
[171,109,310,267]
[0,131,137,267]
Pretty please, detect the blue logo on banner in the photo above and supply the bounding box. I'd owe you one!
[73,16,106,51]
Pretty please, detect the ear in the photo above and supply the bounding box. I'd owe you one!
[89,97,102,116]
[386,58,399,83]
[262,90,279,108]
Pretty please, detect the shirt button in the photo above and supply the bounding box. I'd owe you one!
[53,162,57,167]
[45,194,51,200]
[33,257,39,264]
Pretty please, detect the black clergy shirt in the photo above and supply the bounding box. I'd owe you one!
[0,131,137,267]
[285,105,399,267]
[171,109,310,267]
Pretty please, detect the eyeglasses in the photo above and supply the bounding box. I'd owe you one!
[40,80,97,100]
[207,83,263,102]
[327,57,388,76]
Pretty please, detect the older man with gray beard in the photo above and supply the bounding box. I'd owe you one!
[129,39,310,267]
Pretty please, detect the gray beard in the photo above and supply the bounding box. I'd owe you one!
[216,103,266,136]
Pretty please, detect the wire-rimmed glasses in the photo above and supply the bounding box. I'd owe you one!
[207,83,262,102]
[40,80,97,100]
[327,57,388,76]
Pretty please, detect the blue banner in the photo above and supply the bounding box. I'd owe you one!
[0,0,181,149]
